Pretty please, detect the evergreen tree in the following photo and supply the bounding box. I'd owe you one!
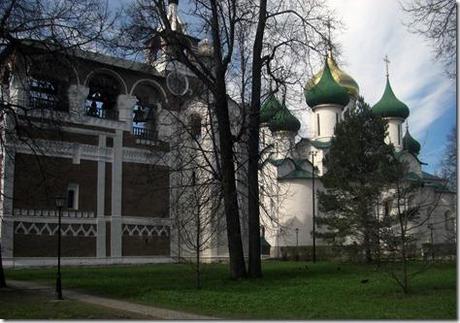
[316,97,395,262]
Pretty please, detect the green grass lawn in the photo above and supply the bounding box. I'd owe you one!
[5,261,457,319]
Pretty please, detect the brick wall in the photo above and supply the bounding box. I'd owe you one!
[122,235,170,256]
[14,234,96,257]
[14,154,97,211]
[122,162,170,218]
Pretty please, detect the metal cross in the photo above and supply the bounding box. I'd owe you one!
[324,17,333,51]
[384,55,391,78]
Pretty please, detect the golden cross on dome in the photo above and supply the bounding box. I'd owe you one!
[324,17,332,51]
[384,55,391,78]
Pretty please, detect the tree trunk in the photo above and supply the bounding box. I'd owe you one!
[0,242,6,288]
[247,0,268,279]
[208,0,246,280]
[401,230,409,294]
[364,229,372,263]
[214,74,247,279]
[196,222,201,289]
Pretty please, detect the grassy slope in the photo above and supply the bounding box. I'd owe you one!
[5,261,457,319]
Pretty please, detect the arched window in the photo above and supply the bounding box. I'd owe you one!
[190,113,202,139]
[131,82,161,140]
[28,77,62,111]
[86,73,122,120]
[27,56,73,112]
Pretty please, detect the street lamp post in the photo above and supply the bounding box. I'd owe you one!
[55,196,65,300]
[310,151,317,263]
[295,228,299,261]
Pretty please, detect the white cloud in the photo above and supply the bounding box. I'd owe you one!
[326,0,454,138]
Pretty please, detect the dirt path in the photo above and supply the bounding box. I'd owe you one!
[6,280,218,320]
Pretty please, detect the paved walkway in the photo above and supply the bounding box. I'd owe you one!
[7,280,218,320]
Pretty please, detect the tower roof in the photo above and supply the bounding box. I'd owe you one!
[372,77,410,119]
[403,127,421,155]
[260,93,283,123]
[268,104,301,133]
[304,58,350,108]
[305,52,359,98]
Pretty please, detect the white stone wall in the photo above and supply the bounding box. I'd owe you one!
[272,131,296,160]
[385,117,404,151]
[312,104,342,141]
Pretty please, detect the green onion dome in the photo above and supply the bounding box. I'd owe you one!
[403,128,421,155]
[372,77,410,119]
[304,59,350,108]
[260,93,283,123]
[269,104,301,133]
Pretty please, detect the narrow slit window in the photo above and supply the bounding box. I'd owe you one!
[317,114,320,136]
[398,124,401,145]
[67,183,79,210]
[190,114,202,139]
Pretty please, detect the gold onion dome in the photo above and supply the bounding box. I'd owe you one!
[304,59,350,108]
[305,51,360,99]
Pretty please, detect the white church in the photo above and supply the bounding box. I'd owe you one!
[257,50,456,259]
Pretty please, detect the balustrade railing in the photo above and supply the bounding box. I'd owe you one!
[14,208,95,218]
[85,105,119,121]
[132,126,158,141]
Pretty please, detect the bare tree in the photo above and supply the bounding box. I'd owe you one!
[119,0,335,279]
[120,0,250,278]
[245,0,335,277]
[401,0,456,78]
[378,161,444,294]
[175,169,224,289]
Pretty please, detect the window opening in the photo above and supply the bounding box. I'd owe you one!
[28,77,65,111]
[190,113,202,139]
[317,114,320,136]
[67,183,79,210]
[86,73,121,120]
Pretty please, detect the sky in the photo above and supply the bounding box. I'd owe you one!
[325,0,456,173]
[110,0,456,174]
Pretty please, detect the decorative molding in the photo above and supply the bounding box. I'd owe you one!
[122,216,171,226]
[9,139,113,162]
[9,139,169,166]
[122,224,169,237]
[15,99,130,132]
[14,221,97,237]
[7,216,97,225]
[122,147,169,166]
[14,208,95,218]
